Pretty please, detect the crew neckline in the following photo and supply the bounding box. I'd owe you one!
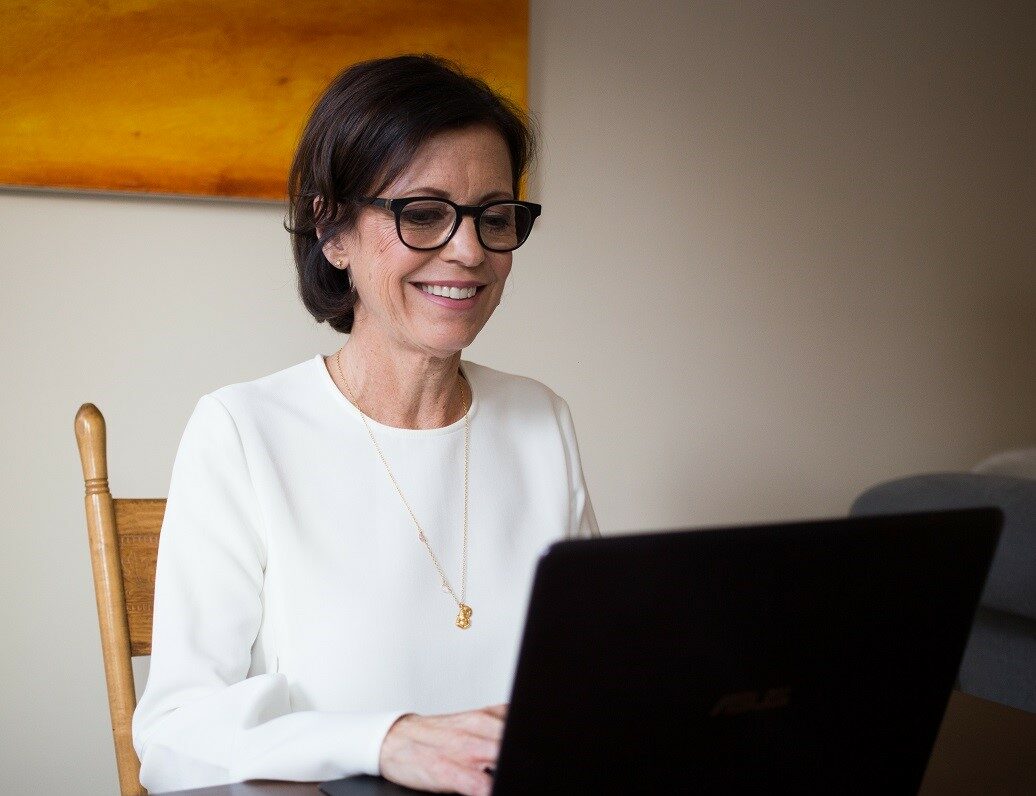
[313,353,479,437]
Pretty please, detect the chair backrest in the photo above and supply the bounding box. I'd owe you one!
[850,472,1036,713]
[850,473,1036,620]
[75,403,163,796]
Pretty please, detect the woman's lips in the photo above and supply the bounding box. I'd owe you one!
[411,282,483,309]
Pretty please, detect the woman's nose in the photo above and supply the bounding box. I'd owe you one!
[443,216,486,267]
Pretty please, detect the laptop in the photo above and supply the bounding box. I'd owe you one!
[321,508,1002,795]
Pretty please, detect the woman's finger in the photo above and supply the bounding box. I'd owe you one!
[460,710,506,741]
[440,760,494,796]
[452,733,500,766]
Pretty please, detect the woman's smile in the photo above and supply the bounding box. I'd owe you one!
[411,280,487,309]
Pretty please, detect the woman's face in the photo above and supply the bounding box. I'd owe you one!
[325,124,515,360]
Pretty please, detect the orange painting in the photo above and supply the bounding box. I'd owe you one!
[0,0,527,200]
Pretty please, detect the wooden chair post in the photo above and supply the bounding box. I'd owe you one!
[75,403,146,796]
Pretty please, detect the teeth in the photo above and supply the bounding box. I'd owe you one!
[419,284,478,299]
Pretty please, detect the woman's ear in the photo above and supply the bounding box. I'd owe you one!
[321,235,349,270]
[314,197,348,270]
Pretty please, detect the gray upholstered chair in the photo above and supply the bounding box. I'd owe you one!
[850,473,1036,713]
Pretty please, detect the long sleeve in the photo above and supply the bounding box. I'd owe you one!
[554,396,601,540]
[132,394,405,792]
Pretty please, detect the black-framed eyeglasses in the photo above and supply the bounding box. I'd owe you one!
[360,196,542,253]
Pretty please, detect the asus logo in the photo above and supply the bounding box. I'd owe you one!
[709,687,791,717]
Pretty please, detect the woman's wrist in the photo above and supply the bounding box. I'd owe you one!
[379,712,417,773]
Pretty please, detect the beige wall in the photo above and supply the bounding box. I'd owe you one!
[1,2,1032,792]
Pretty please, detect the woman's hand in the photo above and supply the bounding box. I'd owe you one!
[378,704,507,795]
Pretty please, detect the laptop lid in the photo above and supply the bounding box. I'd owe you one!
[490,508,1002,795]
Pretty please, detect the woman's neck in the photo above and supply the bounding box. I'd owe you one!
[328,328,468,430]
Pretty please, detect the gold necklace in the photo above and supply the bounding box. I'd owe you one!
[333,349,473,630]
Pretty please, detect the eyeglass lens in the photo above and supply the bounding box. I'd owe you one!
[398,201,533,251]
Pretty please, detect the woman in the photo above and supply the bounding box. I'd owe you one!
[132,55,598,796]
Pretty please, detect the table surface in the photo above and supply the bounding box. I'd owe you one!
[156,691,1036,796]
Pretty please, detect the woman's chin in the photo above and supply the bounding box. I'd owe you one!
[419,336,476,358]
[409,319,488,356]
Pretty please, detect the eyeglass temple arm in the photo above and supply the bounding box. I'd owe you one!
[360,197,392,211]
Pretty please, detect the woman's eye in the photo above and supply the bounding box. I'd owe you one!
[482,212,513,230]
[401,206,449,226]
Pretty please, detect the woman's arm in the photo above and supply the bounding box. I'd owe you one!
[132,395,406,792]
[553,395,601,540]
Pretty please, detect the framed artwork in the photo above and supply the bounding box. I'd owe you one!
[0,0,528,201]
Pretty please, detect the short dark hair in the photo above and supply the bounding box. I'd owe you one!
[287,54,535,334]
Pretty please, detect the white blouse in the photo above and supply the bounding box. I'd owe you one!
[132,355,599,792]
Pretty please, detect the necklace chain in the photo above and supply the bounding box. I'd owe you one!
[333,349,472,629]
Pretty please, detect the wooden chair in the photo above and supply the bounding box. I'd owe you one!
[75,403,164,796]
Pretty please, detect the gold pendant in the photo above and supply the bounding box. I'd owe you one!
[455,603,473,630]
